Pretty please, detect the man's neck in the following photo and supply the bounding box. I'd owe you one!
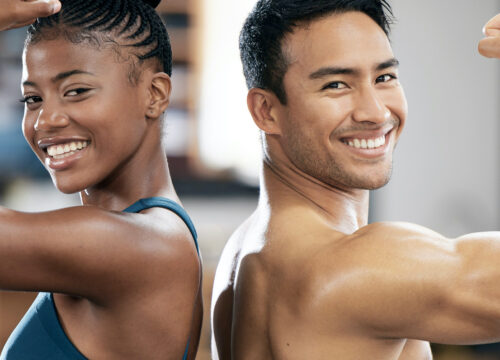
[259,156,370,234]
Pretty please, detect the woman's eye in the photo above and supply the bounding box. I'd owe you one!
[322,82,347,90]
[20,96,42,104]
[65,88,90,97]
[376,74,397,83]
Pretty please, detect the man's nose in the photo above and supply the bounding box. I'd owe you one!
[352,88,391,124]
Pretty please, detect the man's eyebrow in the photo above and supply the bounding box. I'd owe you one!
[22,70,95,87]
[308,58,400,80]
[376,58,400,71]
[309,66,357,80]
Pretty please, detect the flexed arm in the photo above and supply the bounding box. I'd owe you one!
[0,205,197,305]
[0,0,60,31]
[321,222,500,345]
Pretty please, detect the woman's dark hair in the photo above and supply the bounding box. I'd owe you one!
[240,0,394,104]
[26,0,172,81]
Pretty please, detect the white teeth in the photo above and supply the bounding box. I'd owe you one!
[346,135,386,150]
[46,141,89,158]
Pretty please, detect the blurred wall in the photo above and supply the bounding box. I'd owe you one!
[371,0,500,237]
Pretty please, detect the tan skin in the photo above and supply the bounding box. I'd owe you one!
[0,0,61,31]
[0,36,202,359]
[212,11,500,360]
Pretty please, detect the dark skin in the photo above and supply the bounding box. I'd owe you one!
[0,35,202,359]
[0,0,61,31]
[212,11,500,360]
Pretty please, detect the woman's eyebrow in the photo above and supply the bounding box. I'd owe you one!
[51,69,95,83]
[22,69,95,87]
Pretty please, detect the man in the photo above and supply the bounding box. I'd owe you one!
[212,1,500,359]
[0,0,61,31]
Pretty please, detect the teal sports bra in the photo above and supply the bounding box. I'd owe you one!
[0,197,199,360]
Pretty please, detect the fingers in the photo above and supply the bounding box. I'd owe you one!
[479,14,500,59]
[0,0,61,32]
[483,14,500,36]
[9,19,37,30]
[478,36,500,58]
[17,0,61,20]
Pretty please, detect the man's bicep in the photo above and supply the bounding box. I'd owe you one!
[322,222,500,344]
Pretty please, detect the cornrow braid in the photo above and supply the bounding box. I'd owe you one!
[26,0,172,78]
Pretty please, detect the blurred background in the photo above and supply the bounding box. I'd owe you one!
[0,0,499,359]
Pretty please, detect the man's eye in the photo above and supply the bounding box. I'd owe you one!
[376,74,397,83]
[322,82,347,90]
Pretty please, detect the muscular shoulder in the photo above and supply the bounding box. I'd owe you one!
[305,221,450,284]
[70,204,200,299]
[120,205,200,290]
[300,222,454,331]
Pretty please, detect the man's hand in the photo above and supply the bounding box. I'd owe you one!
[479,14,500,58]
[0,0,61,32]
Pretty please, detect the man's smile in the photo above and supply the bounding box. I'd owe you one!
[343,134,386,149]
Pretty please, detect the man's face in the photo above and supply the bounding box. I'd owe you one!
[275,11,407,190]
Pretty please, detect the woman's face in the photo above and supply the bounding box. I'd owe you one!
[21,37,151,194]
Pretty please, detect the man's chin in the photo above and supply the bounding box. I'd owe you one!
[344,169,393,190]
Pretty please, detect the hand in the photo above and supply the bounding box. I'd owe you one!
[479,14,500,58]
[0,0,61,32]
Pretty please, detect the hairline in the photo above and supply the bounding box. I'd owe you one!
[25,28,163,87]
[269,9,391,104]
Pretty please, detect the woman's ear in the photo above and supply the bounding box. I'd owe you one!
[146,72,171,119]
[247,88,283,135]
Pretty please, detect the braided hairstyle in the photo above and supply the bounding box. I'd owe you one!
[25,0,172,83]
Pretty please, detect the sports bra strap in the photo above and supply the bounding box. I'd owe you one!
[123,197,199,255]
[124,197,199,360]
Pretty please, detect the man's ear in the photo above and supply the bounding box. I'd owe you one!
[247,88,283,135]
[146,72,171,119]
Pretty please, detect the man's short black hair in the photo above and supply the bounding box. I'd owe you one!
[240,0,394,104]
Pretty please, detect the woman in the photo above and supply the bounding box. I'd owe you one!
[0,0,202,359]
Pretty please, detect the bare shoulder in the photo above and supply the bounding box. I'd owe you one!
[135,205,200,265]
[302,221,456,334]
[307,221,452,288]
[108,204,201,299]
[355,221,447,240]
[49,204,202,359]
[0,202,200,303]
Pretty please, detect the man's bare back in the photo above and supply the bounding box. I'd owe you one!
[213,166,435,360]
[212,1,500,358]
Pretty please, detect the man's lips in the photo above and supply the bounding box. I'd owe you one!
[342,134,386,150]
[339,126,393,149]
